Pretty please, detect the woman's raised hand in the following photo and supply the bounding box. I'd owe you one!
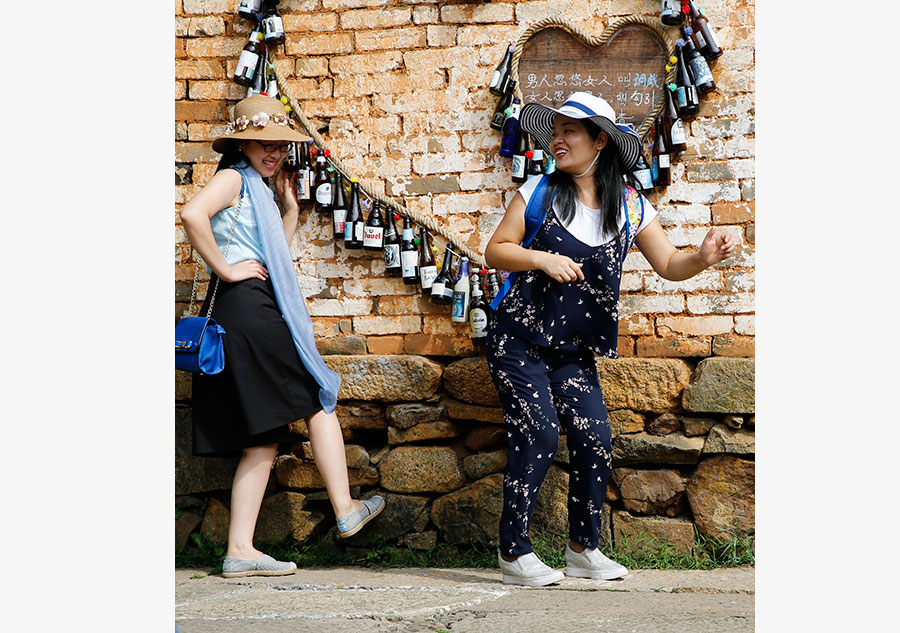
[698,227,738,266]
[221,259,268,283]
[539,252,585,283]
[274,169,299,213]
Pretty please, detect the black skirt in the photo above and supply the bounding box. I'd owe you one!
[191,276,323,457]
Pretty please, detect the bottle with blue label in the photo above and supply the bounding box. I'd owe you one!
[451,257,470,323]
[499,99,521,158]
[238,0,263,21]
[632,152,654,191]
[660,0,683,26]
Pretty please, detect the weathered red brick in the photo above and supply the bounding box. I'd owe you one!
[404,334,476,357]
[712,201,755,224]
[366,335,406,355]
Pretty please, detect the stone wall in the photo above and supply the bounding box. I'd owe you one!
[175,0,755,556]
[176,355,754,554]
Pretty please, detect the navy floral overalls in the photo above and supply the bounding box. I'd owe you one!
[487,184,642,557]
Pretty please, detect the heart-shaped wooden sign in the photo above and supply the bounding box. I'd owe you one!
[512,16,674,141]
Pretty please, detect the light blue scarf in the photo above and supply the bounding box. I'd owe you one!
[233,161,341,414]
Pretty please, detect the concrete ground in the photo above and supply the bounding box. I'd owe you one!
[175,565,754,632]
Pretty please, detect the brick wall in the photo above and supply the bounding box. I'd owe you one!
[175,0,755,359]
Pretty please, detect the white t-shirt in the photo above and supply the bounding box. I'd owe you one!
[517,175,657,246]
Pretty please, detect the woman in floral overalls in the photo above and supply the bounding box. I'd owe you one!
[484,92,736,586]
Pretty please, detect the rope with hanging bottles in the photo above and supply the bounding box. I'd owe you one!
[229,0,724,329]
[268,53,486,268]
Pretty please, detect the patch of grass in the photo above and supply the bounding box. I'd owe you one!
[175,533,226,571]
[175,528,753,571]
[611,527,754,570]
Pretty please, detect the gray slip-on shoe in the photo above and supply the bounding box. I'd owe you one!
[564,542,628,580]
[222,554,297,578]
[498,551,565,586]
[336,495,385,538]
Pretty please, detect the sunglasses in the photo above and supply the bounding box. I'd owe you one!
[253,140,291,154]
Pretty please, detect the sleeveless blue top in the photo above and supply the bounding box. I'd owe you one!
[206,170,267,270]
[490,205,630,357]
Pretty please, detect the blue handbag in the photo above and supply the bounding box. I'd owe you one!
[175,317,226,374]
[175,185,243,375]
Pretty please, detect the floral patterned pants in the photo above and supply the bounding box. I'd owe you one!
[486,330,613,557]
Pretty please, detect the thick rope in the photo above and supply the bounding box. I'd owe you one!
[511,15,676,141]
[270,52,486,267]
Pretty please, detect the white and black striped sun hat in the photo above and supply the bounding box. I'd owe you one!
[519,92,642,171]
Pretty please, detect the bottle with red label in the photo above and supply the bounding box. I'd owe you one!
[363,200,385,251]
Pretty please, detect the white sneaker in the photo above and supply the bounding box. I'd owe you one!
[564,542,628,580]
[498,551,565,586]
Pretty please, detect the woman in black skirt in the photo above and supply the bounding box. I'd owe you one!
[181,96,383,577]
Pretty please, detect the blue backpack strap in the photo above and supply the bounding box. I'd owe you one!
[622,185,644,257]
[490,175,554,311]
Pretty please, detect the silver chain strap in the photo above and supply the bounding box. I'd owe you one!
[185,192,244,319]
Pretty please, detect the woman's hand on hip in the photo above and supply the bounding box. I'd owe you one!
[221,259,268,283]
[538,252,585,283]
[274,169,300,214]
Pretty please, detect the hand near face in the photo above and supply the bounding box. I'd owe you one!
[274,169,299,213]
[698,227,738,266]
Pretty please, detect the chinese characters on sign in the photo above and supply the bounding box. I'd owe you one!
[521,71,662,128]
[516,26,669,136]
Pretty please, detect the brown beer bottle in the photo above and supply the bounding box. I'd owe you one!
[234,27,263,87]
[689,1,723,60]
[418,229,438,295]
[331,172,347,240]
[297,142,312,202]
